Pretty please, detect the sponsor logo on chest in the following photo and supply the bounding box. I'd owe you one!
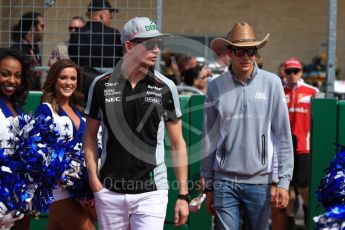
[145,84,163,104]
[104,82,121,103]
[254,92,267,100]
[145,97,162,105]
[105,97,121,103]
[104,89,121,96]
[105,82,119,87]
[147,85,162,91]
[146,90,162,98]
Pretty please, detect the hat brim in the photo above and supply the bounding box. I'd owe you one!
[211,33,270,53]
[135,32,172,39]
[285,65,302,70]
[109,8,119,13]
[88,7,119,13]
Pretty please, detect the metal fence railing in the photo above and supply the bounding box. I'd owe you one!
[0,0,160,76]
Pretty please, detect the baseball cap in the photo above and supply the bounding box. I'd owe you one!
[121,17,171,44]
[284,58,302,70]
[87,0,119,13]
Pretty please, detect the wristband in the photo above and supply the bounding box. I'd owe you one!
[177,194,191,202]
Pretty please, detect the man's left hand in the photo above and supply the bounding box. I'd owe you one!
[174,199,189,226]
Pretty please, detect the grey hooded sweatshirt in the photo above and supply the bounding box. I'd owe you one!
[201,65,293,190]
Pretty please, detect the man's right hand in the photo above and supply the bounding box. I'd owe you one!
[205,191,216,216]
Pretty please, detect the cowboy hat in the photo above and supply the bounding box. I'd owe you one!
[211,22,270,53]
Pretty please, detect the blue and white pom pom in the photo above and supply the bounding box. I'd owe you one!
[1,113,93,215]
[0,149,31,216]
[313,206,345,229]
[315,145,345,229]
[0,114,61,214]
[54,136,93,201]
[317,145,345,209]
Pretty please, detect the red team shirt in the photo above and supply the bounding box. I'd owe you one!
[284,79,319,155]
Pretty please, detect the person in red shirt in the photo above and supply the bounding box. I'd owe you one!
[284,58,319,229]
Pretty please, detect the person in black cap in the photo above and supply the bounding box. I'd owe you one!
[69,0,123,70]
[88,0,119,15]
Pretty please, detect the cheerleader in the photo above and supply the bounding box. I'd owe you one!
[0,48,29,229]
[35,59,95,230]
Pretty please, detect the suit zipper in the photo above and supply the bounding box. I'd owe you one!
[261,135,266,165]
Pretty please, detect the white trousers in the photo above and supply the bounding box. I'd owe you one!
[94,189,168,230]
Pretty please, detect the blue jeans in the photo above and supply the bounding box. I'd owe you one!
[213,180,270,230]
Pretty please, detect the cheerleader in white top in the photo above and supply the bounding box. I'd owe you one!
[34,59,95,230]
[0,48,29,230]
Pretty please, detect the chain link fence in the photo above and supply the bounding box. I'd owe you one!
[0,0,159,73]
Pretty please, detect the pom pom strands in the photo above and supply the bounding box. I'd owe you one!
[317,146,345,209]
[1,114,59,214]
[0,114,92,215]
[315,145,345,229]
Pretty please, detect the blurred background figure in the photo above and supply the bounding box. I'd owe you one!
[284,57,319,229]
[80,66,101,105]
[207,45,230,80]
[255,51,263,69]
[160,51,198,85]
[161,50,184,84]
[179,55,198,84]
[48,16,85,66]
[10,12,45,90]
[69,0,123,69]
[182,65,212,94]
[277,62,288,87]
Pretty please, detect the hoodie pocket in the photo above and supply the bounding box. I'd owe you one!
[261,135,266,165]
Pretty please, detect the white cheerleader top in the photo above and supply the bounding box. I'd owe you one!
[0,99,20,155]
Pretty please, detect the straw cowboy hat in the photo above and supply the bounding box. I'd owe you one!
[211,22,270,53]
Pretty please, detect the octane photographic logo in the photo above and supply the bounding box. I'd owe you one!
[105,36,222,167]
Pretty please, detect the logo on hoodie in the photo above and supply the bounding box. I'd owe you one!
[254,92,266,100]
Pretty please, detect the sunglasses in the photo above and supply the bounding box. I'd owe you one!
[68,26,82,32]
[284,68,301,75]
[131,38,164,50]
[228,46,257,57]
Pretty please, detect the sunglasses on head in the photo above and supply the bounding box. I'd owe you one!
[284,68,301,75]
[228,46,257,57]
[131,38,164,50]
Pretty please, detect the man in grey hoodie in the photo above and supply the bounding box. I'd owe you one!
[201,22,294,230]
